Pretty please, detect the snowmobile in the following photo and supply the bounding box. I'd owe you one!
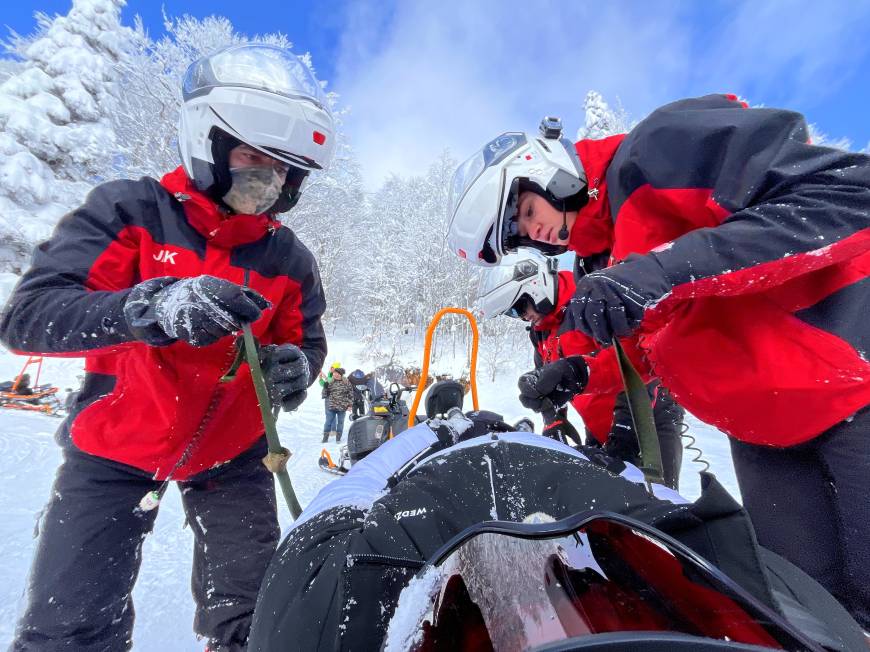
[0,356,64,416]
[318,371,476,476]
[319,381,422,475]
[319,306,484,476]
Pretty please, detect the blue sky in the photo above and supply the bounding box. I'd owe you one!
[4,0,870,187]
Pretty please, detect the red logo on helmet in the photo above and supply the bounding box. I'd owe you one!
[313,131,326,145]
[458,249,467,259]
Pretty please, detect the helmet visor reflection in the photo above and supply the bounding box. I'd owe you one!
[409,513,813,652]
[183,44,329,109]
[447,134,528,234]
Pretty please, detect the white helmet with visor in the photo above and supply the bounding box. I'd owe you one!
[475,254,559,320]
[446,118,586,267]
[178,44,336,213]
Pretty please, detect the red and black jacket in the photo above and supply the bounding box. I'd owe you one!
[568,94,870,447]
[0,167,327,479]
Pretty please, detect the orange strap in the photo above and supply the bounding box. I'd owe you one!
[408,308,479,428]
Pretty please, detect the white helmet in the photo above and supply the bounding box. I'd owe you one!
[178,44,336,213]
[446,118,586,267]
[475,254,559,320]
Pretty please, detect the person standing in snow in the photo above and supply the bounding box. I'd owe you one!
[446,95,870,629]
[477,254,685,489]
[348,368,369,419]
[320,365,354,442]
[347,368,385,419]
[1,44,335,652]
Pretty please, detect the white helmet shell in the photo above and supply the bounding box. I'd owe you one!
[178,44,336,198]
[475,254,559,320]
[446,130,585,267]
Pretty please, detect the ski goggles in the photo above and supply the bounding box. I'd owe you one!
[391,512,818,652]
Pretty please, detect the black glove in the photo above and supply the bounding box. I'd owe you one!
[123,277,182,346]
[602,421,641,466]
[259,343,309,412]
[542,409,583,447]
[462,409,512,438]
[569,254,672,344]
[145,275,269,347]
[518,357,589,413]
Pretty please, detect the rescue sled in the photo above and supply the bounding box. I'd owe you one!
[253,307,866,651]
[0,356,63,416]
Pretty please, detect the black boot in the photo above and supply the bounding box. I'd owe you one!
[322,431,329,443]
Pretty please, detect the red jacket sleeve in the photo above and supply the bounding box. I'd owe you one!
[609,95,870,305]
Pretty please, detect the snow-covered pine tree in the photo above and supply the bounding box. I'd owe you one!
[0,0,132,272]
[576,90,631,141]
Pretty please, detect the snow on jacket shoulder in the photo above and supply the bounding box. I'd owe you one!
[0,168,327,478]
[569,94,870,446]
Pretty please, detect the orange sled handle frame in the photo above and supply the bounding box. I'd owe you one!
[408,307,479,428]
[14,356,44,392]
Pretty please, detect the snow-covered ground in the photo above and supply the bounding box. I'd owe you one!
[0,338,738,650]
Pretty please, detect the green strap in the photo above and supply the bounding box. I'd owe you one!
[242,324,303,518]
[612,337,665,486]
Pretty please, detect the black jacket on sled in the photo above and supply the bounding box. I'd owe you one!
[249,416,864,651]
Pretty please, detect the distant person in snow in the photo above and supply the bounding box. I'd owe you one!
[348,368,368,419]
[320,363,354,442]
[348,368,385,419]
[0,44,334,651]
[476,254,685,489]
[446,95,870,629]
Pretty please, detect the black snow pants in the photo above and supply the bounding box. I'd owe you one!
[730,404,870,630]
[10,436,279,652]
[609,381,685,490]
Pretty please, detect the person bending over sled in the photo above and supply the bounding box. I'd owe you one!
[1,44,334,652]
[446,95,870,631]
[247,411,866,651]
[477,253,685,488]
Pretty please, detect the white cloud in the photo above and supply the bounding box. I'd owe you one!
[331,0,870,188]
